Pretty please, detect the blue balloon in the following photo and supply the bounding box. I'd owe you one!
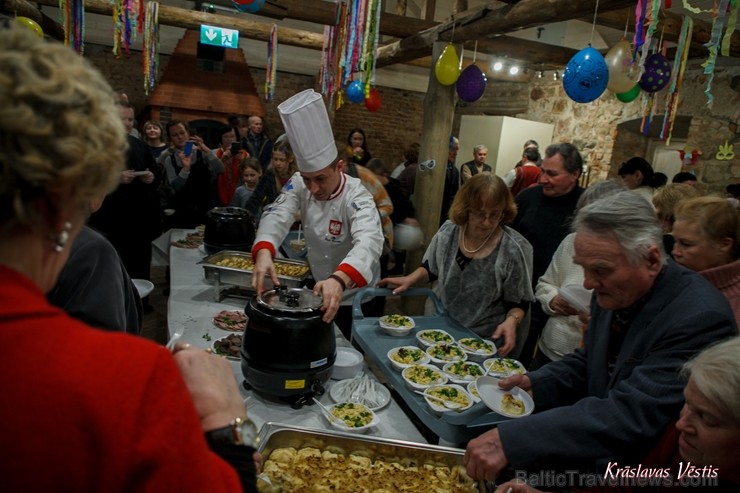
[562,46,609,103]
[346,80,365,103]
[456,64,487,103]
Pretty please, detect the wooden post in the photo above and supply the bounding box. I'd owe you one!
[401,40,459,315]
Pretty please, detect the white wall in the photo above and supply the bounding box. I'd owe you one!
[458,116,553,177]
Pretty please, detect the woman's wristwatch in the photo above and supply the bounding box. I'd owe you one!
[205,416,258,448]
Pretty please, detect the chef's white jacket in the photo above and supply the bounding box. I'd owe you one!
[252,172,384,304]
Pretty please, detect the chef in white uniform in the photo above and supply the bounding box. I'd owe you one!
[251,89,384,333]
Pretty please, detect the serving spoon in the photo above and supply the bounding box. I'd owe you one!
[413,390,464,410]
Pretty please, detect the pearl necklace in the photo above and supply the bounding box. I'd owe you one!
[460,225,499,254]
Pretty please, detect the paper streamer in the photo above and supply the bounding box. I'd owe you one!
[661,15,693,143]
[143,1,159,95]
[702,0,731,106]
[59,0,85,53]
[264,24,278,102]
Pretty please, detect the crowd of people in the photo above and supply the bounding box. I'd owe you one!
[2,25,739,493]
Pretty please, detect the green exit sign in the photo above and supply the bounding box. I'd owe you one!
[199,24,239,49]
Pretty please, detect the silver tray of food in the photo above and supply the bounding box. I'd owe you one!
[199,250,310,289]
[257,422,487,493]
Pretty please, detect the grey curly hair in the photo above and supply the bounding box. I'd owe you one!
[0,26,127,232]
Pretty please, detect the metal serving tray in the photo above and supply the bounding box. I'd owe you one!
[198,250,310,302]
[257,422,488,492]
[352,288,511,444]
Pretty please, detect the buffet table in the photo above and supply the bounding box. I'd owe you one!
[160,229,427,444]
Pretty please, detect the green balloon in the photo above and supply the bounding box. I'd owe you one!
[616,84,641,103]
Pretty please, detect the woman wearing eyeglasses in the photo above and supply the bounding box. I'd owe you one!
[380,174,534,357]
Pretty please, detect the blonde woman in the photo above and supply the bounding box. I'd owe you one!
[673,196,740,326]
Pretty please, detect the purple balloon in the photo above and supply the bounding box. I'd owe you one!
[638,53,672,93]
[456,64,487,102]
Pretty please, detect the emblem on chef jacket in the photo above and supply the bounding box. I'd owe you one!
[328,220,342,236]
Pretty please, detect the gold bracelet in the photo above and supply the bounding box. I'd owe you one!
[507,313,521,325]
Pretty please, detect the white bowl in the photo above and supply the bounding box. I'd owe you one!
[332,347,364,380]
[132,279,154,298]
[426,343,467,366]
[325,402,379,433]
[467,380,481,403]
[378,314,415,337]
[477,376,534,418]
[415,329,455,347]
[442,361,486,384]
[394,223,424,250]
[483,357,527,377]
[387,346,430,371]
[558,283,592,313]
[422,384,475,414]
[401,364,448,390]
[457,337,497,362]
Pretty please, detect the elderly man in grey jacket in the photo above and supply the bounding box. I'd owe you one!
[464,191,737,485]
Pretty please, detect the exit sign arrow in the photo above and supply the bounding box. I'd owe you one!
[205,28,218,41]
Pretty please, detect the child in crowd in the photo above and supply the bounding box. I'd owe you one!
[230,157,262,209]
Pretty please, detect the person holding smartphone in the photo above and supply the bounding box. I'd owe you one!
[158,120,224,228]
[216,125,249,207]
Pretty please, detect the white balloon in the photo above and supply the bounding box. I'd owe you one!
[605,40,639,93]
[394,223,424,250]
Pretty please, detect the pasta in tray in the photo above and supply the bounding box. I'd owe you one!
[258,446,479,493]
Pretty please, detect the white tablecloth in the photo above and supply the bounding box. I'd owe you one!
[164,229,428,444]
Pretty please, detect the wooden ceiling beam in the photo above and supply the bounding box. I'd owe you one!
[375,0,636,67]
[34,0,326,49]
[591,9,740,58]
[0,0,65,39]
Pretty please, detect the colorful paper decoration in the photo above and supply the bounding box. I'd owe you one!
[143,1,159,95]
[265,24,278,102]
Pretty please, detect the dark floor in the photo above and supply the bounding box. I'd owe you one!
[140,265,169,345]
[139,265,416,346]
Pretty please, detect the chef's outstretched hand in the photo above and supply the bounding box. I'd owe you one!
[252,249,278,294]
[314,274,346,323]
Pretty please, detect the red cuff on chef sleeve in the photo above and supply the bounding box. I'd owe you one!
[337,263,367,288]
[251,241,275,259]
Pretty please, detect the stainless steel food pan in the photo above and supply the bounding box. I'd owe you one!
[199,250,310,289]
[257,422,487,492]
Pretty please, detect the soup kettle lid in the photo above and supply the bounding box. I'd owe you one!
[256,286,322,313]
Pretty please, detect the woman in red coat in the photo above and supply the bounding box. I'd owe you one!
[0,26,257,493]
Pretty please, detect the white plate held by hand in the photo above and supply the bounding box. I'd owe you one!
[477,376,534,418]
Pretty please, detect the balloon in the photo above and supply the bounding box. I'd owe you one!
[434,44,460,86]
[605,40,639,93]
[638,53,672,93]
[394,223,424,250]
[616,84,641,103]
[15,17,43,38]
[346,80,365,103]
[365,88,382,112]
[562,46,609,103]
[456,64,487,102]
[232,0,265,13]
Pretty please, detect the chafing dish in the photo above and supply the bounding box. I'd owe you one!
[257,422,487,492]
[198,250,310,302]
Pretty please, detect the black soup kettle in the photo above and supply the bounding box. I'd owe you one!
[241,286,336,408]
[203,207,255,254]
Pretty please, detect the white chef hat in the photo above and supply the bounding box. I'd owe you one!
[278,89,337,173]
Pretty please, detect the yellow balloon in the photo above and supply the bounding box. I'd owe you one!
[434,44,460,86]
[605,40,639,93]
[16,17,44,38]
